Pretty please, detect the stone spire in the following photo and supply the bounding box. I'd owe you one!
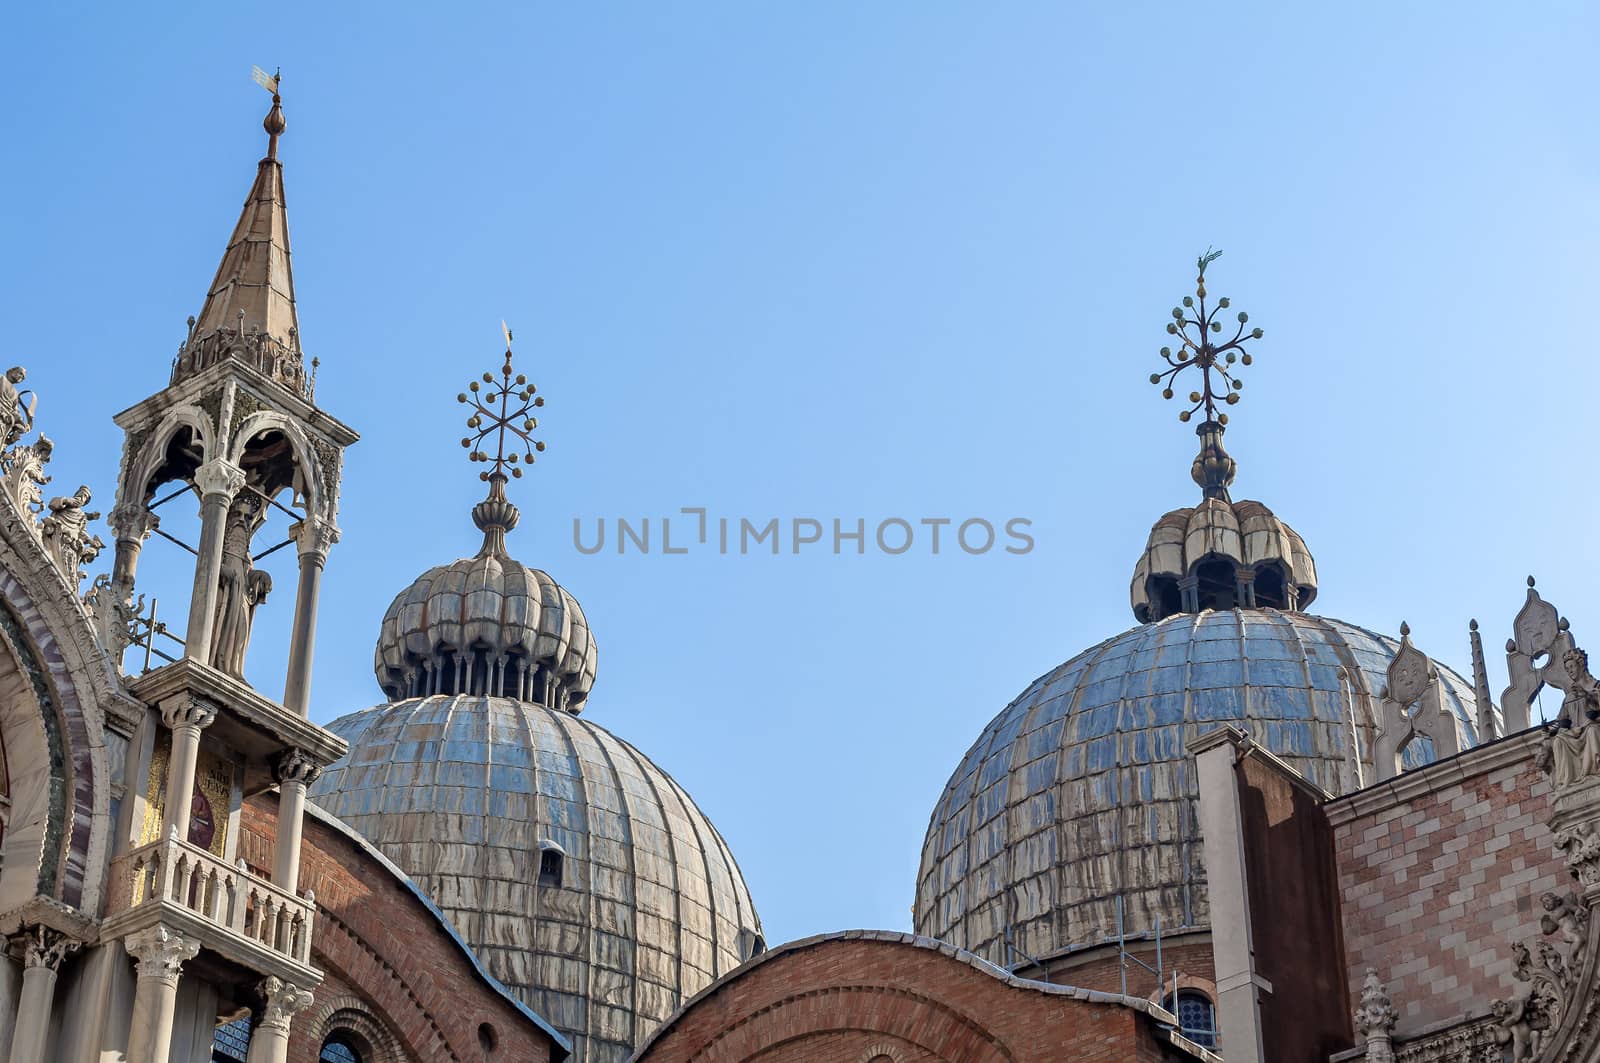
[170,69,312,398]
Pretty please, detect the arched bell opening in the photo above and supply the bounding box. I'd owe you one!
[1141,575,1183,623]
[1190,557,1238,612]
[1252,562,1292,610]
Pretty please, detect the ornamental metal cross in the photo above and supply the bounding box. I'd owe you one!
[458,325,546,482]
[1149,249,1266,425]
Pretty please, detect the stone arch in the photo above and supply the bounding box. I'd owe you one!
[126,404,215,502]
[686,984,1014,1063]
[0,586,104,912]
[857,1043,909,1063]
[306,997,407,1063]
[228,411,327,518]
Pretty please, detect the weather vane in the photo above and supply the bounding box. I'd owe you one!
[1148,248,1265,425]
[458,323,546,483]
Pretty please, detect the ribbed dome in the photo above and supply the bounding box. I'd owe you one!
[309,695,764,1063]
[373,553,597,711]
[1131,497,1318,622]
[913,608,1477,969]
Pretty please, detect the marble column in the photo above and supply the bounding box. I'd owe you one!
[123,926,199,1063]
[184,460,245,664]
[244,976,313,1063]
[272,748,321,890]
[5,927,78,1063]
[104,502,158,657]
[281,517,337,717]
[160,696,218,842]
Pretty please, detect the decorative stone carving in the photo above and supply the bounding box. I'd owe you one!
[124,925,199,985]
[1391,1019,1501,1062]
[1374,623,1460,780]
[256,975,315,1031]
[192,458,246,502]
[2,434,53,523]
[289,515,339,564]
[12,924,78,971]
[211,490,270,678]
[160,695,218,733]
[1541,890,1590,969]
[273,747,321,788]
[0,366,36,448]
[40,485,103,585]
[1554,824,1600,887]
[1533,646,1600,791]
[1503,577,1579,733]
[1353,968,1399,1063]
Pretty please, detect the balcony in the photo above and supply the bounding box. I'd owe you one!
[102,834,319,985]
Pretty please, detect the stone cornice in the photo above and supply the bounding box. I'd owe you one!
[1325,726,1544,828]
[112,359,358,447]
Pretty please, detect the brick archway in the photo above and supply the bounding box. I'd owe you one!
[688,983,1013,1063]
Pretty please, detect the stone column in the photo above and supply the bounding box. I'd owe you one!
[244,976,314,1063]
[184,460,245,664]
[160,696,218,841]
[105,502,158,654]
[1191,726,1268,1063]
[272,748,321,890]
[281,517,337,717]
[5,927,78,1063]
[123,926,199,1063]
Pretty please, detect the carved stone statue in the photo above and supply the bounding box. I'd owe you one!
[0,367,34,448]
[210,491,271,678]
[1538,718,1600,789]
[2,435,53,522]
[1540,891,1589,969]
[40,485,101,585]
[1561,648,1600,723]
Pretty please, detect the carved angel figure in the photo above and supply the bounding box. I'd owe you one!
[210,491,271,678]
[0,366,34,447]
[40,485,101,584]
[1541,890,1589,969]
[2,435,53,521]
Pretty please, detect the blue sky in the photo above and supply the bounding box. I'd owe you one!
[7,4,1600,948]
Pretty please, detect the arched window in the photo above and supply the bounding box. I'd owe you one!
[1167,990,1218,1048]
[319,1035,362,1063]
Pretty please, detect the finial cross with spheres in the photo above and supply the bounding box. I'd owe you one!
[458,322,546,483]
[1149,249,1266,426]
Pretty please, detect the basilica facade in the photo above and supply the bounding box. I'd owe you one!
[1,82,1599,1063]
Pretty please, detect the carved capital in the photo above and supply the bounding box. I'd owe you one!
[124,925,199,983]
[257,975,315,1030]
[289,516,339,564]
[274,747,322,787]
[107,501,158,543]
[160,694,218,733]
[192,459,246,502]
[11,924,79,972]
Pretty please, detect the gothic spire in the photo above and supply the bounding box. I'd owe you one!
[171,69,312,399]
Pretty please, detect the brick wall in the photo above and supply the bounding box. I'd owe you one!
[1328,732,1566,1037]
[241,796,563,1062]
[634,931,1207,1063]
[1028,936,1216,1005]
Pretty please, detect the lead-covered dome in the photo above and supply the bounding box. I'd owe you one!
[913,608,1478,967]
[373,481,597,711]
[309,695,763,1063]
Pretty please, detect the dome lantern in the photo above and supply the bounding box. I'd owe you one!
[372,328,596,710]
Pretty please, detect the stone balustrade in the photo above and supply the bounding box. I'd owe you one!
[106,833,315,974]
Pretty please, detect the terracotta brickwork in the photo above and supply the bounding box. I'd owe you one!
[1328,732,1566,1037]
[1025,936,1216,1005]
[634,931,1209,1063]
[240,797,566,1062]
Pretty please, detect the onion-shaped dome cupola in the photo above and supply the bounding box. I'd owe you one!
[914,253,1478,969]
[311,333,762,1063]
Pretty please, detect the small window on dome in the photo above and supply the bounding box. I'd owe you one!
[737,929,765,962]
[538,846,564,888]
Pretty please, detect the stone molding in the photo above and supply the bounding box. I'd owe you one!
[1325,728,1543,827]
